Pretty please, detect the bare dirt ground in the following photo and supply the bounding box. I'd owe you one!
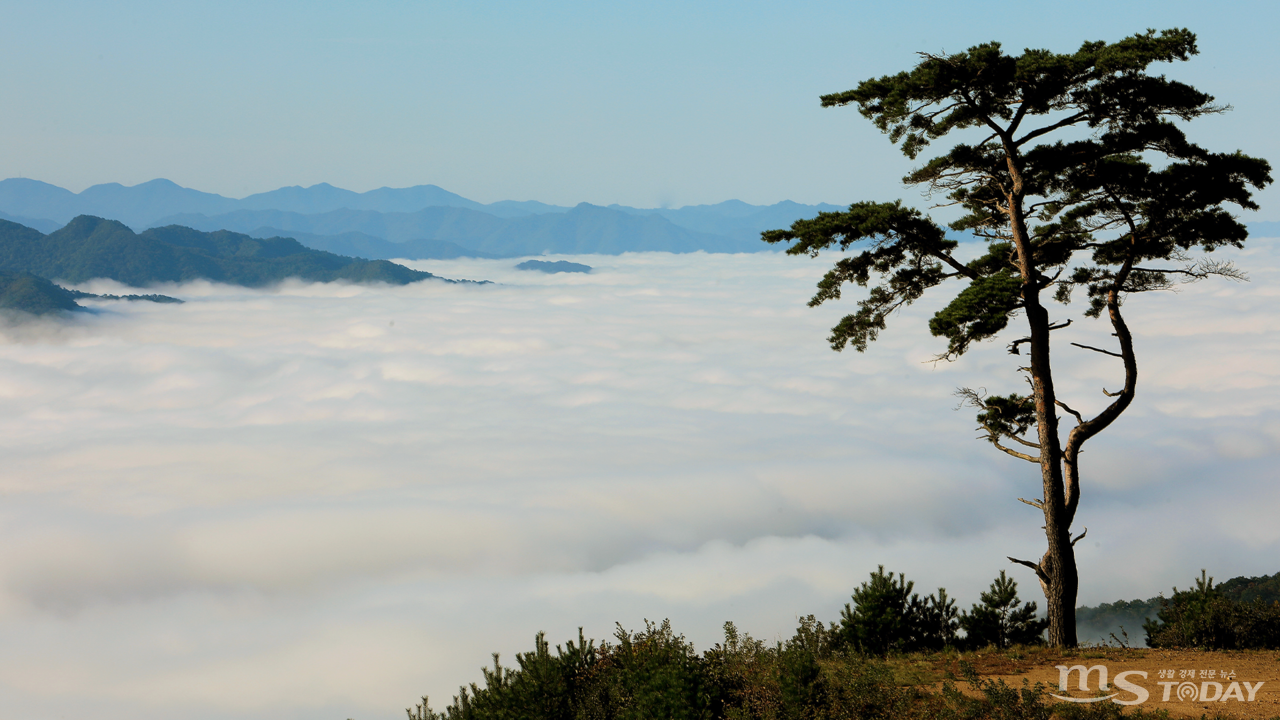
[906,647,1280,719]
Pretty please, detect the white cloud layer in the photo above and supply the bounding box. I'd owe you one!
[1,246,1278,719]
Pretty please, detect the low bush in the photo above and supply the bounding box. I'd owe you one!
[408,567,1280,719]
[1144,569,1280,649]
[836,566,1042,654]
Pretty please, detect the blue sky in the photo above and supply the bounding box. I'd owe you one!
[2,0,1278,212]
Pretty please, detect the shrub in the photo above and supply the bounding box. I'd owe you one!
[1144,569,1280,649]
[959,571,1046,649]
[837,565,959,655]
[423,629,597,720]
[578,619,715,720]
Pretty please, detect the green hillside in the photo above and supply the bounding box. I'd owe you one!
[1076,570,1280,644]
[0,270,83,315]
[0,216,444,287]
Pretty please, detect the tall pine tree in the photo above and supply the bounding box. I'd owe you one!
[765,28,1271,646]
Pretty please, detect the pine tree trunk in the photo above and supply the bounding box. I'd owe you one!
[1025,297,1079,648]
[1042,541,1079,646]
[1007,167,1079,647]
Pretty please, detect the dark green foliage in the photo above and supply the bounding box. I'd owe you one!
[840,566,919,656]
[775,638,824,717]
[704,618,932,720]
[579,620,714,720]
[1074,569,1280,644]
[417,614,1186,720]
[447,629,598,720]
[955,391,1038,449]
[0,267,181,316]
[960,571,1047,649]
[763,26,1271,648]
[1216,570,1280,605]
[761,201,955,352]
[927,271,1023,359]
[917,588,962,651]
[703,619,824,720]
[766,29,1270,362]
[0,216,445,288]
[425,621,714,720]
[416,568,1280,720]
[0,270,82,315]
[837,566,959,655]
[1143,570,1280,650]
[65,288,183,303]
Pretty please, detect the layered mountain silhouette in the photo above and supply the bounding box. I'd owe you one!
[0,178,490,227]
[161,203,750,257]
[0,178,846,259]
[0,216,445,289]
[5,178,1273,262]
[245,227,498,261]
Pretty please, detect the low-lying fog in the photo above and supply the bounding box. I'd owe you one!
[2,247,1277,720]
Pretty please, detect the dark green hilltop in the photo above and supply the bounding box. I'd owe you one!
[0,268,187,316]
[515,259,592,274]
[0,215,445,287]
[0,270,84,315]
[0,215,459,315]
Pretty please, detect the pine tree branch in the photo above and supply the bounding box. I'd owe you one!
[1070,342,1122,358]
[1014,111,1090,147]
[990,438,1041,463]
[1006,434,1042,449]
[1054,400,1084,425]
[1008,556,1050,586]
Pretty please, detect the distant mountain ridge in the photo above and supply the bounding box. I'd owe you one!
[0,178,498,228]
[0,178,847,258]
[247,227,499,261]
[161,203,751,257]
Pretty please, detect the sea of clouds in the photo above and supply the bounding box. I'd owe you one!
[1,246,1277,720]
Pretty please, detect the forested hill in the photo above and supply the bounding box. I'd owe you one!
[0,270,84,315]
[0,216,444,287]
[1076,570,1280,644]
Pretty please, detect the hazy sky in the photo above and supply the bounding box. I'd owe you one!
[2,247,1278,719]
[2,1,1279,213]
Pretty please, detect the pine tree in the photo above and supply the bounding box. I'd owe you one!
[839,566,917,655]
[915,587,960,650]
[839,566,959,653]
[961,571,1047,649]
[764,28,1271,646]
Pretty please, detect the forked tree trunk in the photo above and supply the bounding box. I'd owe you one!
[1021,281,1080,648]
[1042,537,1080,646]
[1005,166,1080,647]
